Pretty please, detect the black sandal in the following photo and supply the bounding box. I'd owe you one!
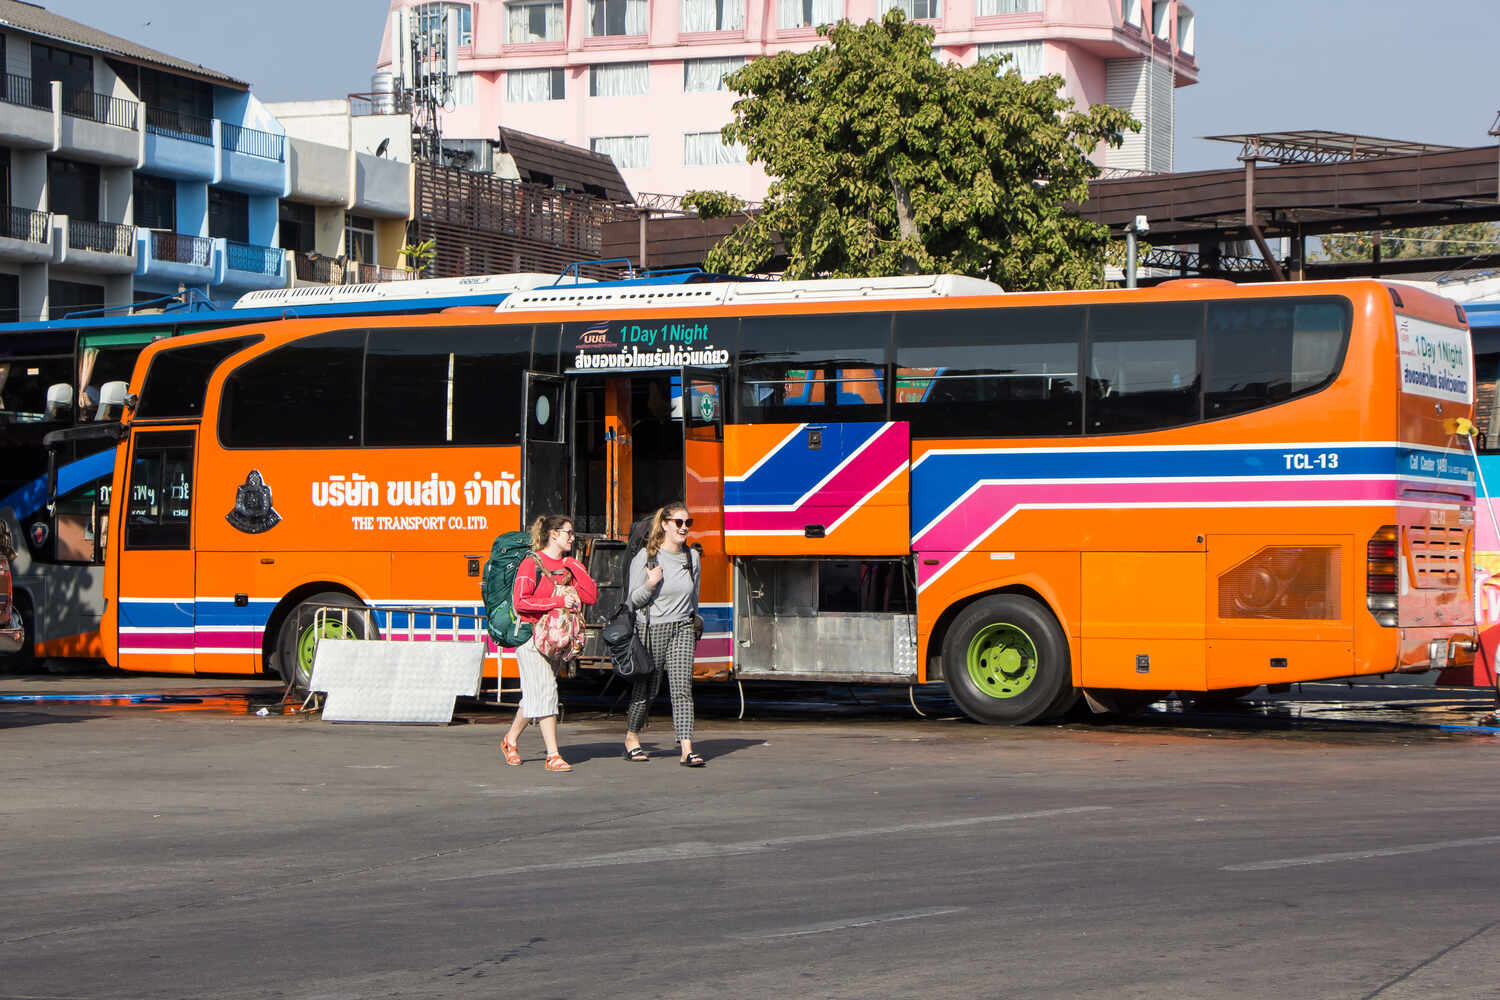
[623,747,650,762]
[680,752,706,768]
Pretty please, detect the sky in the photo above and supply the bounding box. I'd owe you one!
[41,0,1500,173]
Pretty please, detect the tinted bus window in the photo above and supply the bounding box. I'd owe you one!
[136,336,262,420]
[894,306,1083,438]
[1087,303,1202,434]
[0,354,74,420]
[1205,298,1350,419]
[737,313,889,423]
[124,430,193,549]
[1474,330,1500,453]
[219,331,364,448]
[365,327,531,447]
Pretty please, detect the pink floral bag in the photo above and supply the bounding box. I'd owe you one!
[533,568,584,663]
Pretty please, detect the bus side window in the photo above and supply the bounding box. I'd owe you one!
[893,306,1083,438]
[364,327,530,447]
[1476,349,1500,454]
[1087,302,1202,435]
[737,314,890,423]
[219,331,364,448]
[1205,299,1350,419]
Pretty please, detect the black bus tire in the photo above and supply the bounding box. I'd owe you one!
[274,592,368,689]
[941,594,1070,725]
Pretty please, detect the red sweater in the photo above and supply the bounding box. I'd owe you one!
[512,551,598,624]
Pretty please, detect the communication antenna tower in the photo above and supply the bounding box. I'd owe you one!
[395,4,458,163]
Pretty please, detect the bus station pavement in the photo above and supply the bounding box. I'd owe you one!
[4,669,1500,998]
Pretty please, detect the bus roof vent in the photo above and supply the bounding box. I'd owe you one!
[231,272,586,310]
[498,273,1003,311]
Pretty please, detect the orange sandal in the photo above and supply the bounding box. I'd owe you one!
[544,754,573,773]
[500,738,522,766]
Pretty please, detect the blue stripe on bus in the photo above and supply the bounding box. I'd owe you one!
[724,422,885,506]
[0,448,116,519]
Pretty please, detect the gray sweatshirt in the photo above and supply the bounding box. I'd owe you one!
[627,546,699,625]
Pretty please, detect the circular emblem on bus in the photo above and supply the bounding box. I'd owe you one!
[226,470,281,534]
[535,395,551,426]
[698,393,716,423]
[28,521,48,549]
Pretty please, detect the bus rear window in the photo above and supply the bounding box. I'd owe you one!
[136,336,262,420]
[1205,300,1350,419]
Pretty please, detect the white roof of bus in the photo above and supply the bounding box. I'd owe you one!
[497,274,1003,311]
[231,272,590,309]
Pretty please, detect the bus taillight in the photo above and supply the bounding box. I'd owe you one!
[1366,525,1399,626]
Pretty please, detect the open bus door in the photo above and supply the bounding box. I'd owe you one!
[681,367,731,678]
[522,371,568,526]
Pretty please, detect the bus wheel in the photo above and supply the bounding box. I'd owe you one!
[942,595,1069,725]
[274,592,368,690]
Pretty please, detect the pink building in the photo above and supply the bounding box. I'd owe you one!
[375,0,1198,201]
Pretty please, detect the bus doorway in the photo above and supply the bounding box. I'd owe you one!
[569,373,684,538]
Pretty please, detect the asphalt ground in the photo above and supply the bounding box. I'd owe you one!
[5,670,1500,999]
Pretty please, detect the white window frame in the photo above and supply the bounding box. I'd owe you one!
[882,0,941,19]
[681,0,746,33]
[589,62,650,97]
[975,0,1042,14]
[684,131,747,166]
[587,0,649,37]
[506,0,565,43]
[507,67,565,101]
[591,135,649,169]
[1177,4,1194,54]
[683,56,747,92]
[777,0,844,29]
[978,40,1043,79]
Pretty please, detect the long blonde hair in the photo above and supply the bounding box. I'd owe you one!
[529,514,572,552]
[644,501,688,558]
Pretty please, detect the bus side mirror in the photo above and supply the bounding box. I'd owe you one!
[96,381,127,422]
[44,383,73,422]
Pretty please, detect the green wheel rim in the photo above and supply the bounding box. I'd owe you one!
[295,616,356,677]
[965,622,1039,700]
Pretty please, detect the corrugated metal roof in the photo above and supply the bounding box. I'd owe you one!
[0,0,248,89]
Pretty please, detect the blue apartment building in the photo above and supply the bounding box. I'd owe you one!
[0,0,412,321]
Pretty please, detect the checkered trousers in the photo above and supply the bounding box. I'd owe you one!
[624,619,696,742]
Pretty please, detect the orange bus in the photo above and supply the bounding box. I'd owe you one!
[98,275,1478,724]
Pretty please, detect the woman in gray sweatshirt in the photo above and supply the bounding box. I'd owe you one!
[622,501,705,766]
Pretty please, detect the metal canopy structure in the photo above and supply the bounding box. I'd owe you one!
[1206,131,1463,166]
[605,133,1500,283]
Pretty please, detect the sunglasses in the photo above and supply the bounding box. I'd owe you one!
[667,517,694,529]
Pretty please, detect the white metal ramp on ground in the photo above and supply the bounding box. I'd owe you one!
[307,606,487,724]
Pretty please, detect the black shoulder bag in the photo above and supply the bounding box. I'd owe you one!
[604,556,656,678]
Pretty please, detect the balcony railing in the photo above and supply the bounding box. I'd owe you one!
[68,219,134,255]
[0,74,41,110]
[221,123,285,161]
[61,90,139,130]
[293,252,344,284]
[150,230,212,267]
[347,262,412,283]
[2,207,50,243]
[349,90,412,117]
[146,107,214,145]
[225,241,283,276]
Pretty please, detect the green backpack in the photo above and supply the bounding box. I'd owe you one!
[480,531,543,649]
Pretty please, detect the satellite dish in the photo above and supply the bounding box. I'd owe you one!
[375,137,391,158]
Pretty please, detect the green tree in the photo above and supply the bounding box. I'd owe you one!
[1319,222,1500,262]
[694,11,1137,290]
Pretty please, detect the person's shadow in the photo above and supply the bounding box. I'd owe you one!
[558,736,764,764]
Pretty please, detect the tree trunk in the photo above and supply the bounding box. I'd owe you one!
[887,167,920,274]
